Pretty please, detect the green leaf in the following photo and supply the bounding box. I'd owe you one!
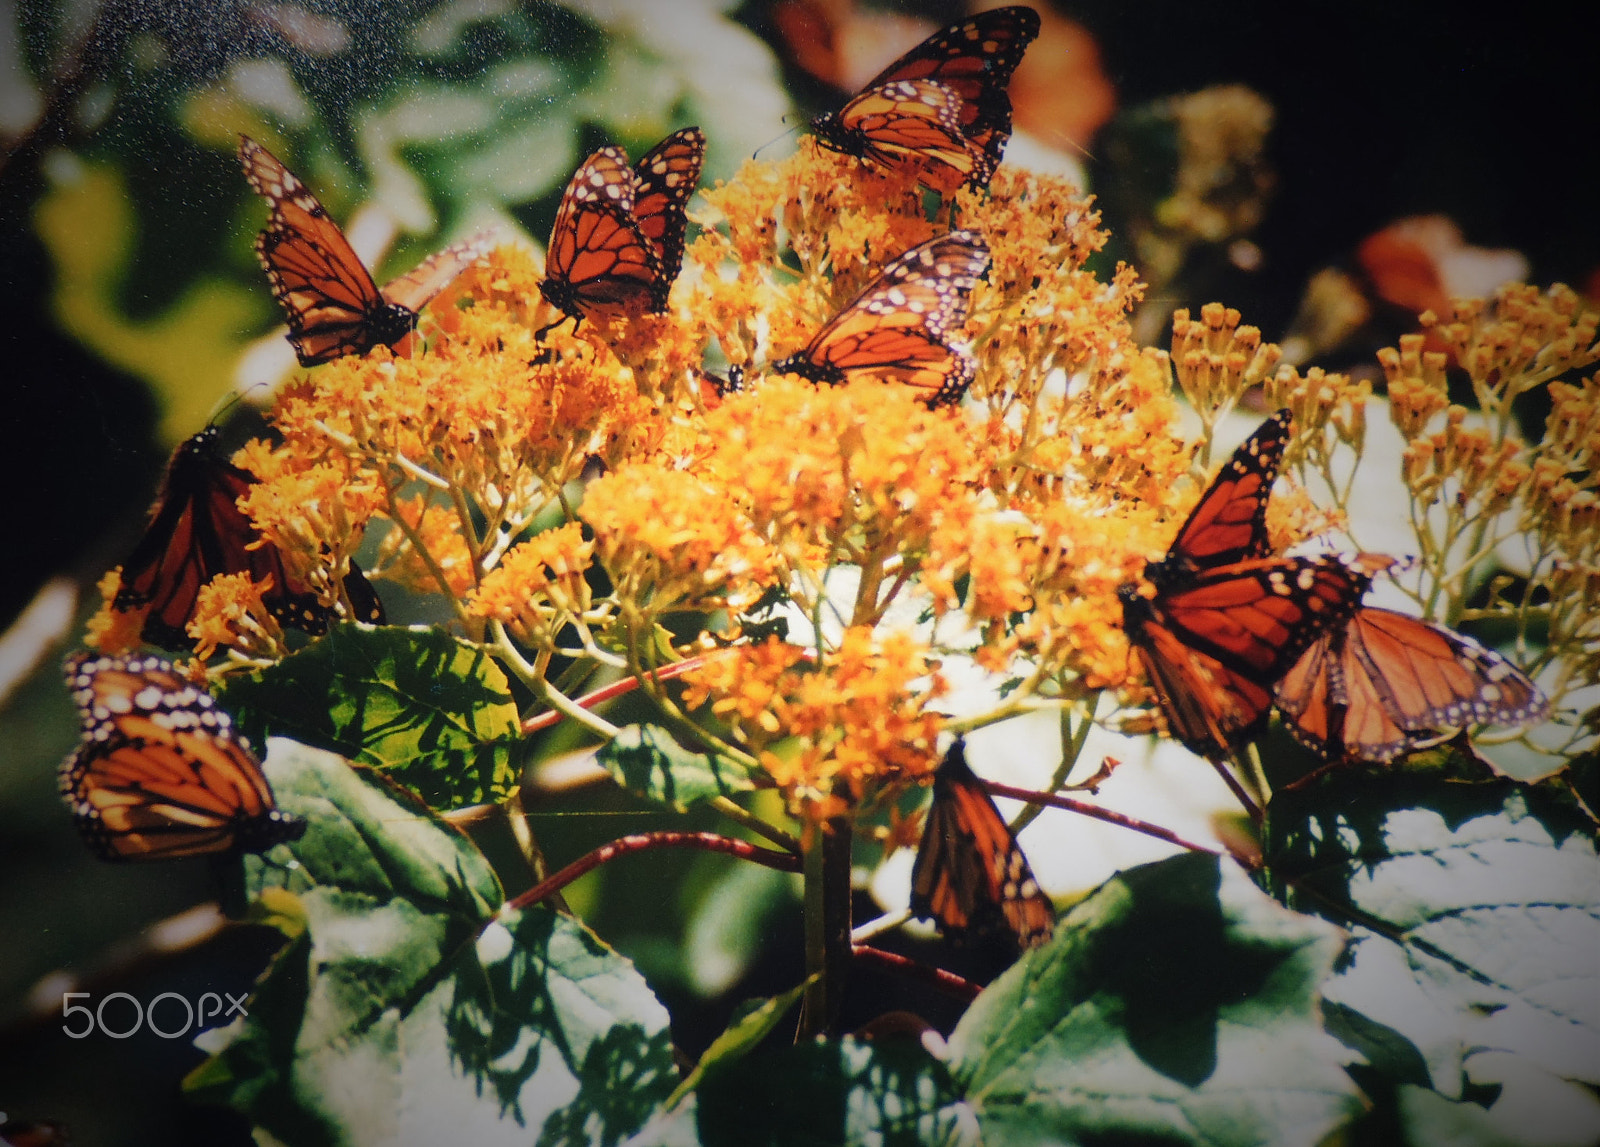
[947,853,1361,1147]
[668,978,813,1108]
[189,740,677,1146]
[218,624,524,809]
[692,1035,976,1147]
[1267,775,1600,1104]
[599,724,754,810]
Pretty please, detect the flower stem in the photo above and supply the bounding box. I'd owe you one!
[797,816,852,1040]
[504,830,799,914]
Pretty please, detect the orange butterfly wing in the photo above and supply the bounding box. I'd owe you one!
[1165,410,1292,570]
[774,230,990,406]
[629,127,706,297]
[542,129,705,324]
[813,7,1039,189]
[832,80,982,193]
[910,741,1053,950]
[1122,555,1379,758]
[240,136,416,366]
[1277,607,1549,763]
[59,653,304,861]
[113,428,384,649]
[380,228,496,312]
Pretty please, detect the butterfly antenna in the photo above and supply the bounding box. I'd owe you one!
[752,117,805,160]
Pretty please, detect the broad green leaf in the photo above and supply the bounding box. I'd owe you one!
[692,1035,976,1147]
[189,740,677,1146]
[600,724,754,810]
[1267,775,1600,1104]
[681,861,796,997]
[219,624,523,809]
[948,853,1360,1147]
[667,978,813,1108]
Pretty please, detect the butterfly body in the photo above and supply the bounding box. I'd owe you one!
[1120,554,1380,758]
[1118,412,1381,759]
[773,230,989,406]
[541,128,705,326]
[114,427,384,649]
[240,136,488,365]
[1276,606,1549,763]
[910,740,1053,950]
[60,653,304,861]
[811,7,1040,191]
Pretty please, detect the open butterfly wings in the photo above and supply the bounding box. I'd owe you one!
[240,136,489,365]
[813,6,1041,190]
[773,230,990,406]
[60,653,304,861]
[1276,607,1549,763]
[113,427,384,650]
[541,127,706,323]
[910,741,1054,950]
[1119,412,1386,759]
[1121,553,1387,759]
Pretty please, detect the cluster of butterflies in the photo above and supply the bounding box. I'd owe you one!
[908,410,1549,952]
[60,7,1544,966]
[239,7,1040,404]
[60,9,1042,862]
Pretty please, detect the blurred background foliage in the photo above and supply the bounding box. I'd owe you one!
[0,0,1593,1142]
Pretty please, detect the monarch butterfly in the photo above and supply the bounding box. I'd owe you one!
[772,230,990,407]
[1275,605,1549,764]
[114,426,384,650]
[240,135,491,366]
[59,652,305,861]
[811,6,1040,192]
[909,740,1054,950]
[1118,413,1382,759]
[539,127,706,328]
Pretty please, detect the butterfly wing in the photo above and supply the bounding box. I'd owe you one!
[1163,410,1293,573]
[775,230,990,406]
[541,146,660,321]
[380,228,496,312]
[239,136,416,366]
[59,653,305,860]
[845,6,1040,180]
[114,428,333,648]
[1122,554,1378,759]
[1278,607,1549,763]
[910,741,1054,950]
[630,127,705,306]
[824,79,984,192]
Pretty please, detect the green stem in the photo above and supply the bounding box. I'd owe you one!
[797,816,852,1040]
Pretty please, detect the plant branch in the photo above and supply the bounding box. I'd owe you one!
[504,831,800,913]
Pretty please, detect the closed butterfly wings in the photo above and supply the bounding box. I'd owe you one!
[1276,605,1548,764]
[910,741,1053,950]
[540,127,705,325]
[240,136,489,365]
[812,6,1040,191]
[60,652,304,861]
[773,230,990,406]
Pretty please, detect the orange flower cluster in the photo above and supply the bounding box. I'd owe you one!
[680,629,946,820]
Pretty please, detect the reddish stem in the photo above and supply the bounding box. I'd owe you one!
[521,655,708,734]
[505,830,799,913]
[982,780,1221,857]
[851,945,981,1003]
[1209,756,1263,822]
